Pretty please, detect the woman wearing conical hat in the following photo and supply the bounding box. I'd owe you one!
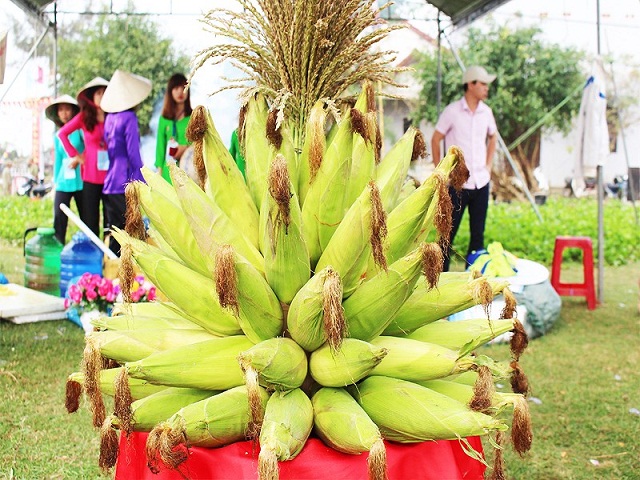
[58,76,110,239]
[45,94,84,244]
[101,69,152,256]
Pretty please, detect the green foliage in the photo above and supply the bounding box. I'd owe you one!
[57,12,189,134]
[412,23,585,142]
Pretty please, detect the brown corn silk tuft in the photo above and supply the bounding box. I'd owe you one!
[471,278,494,319]
[185,105,207,143]
[65,378,82,413]
[322,268,347,351]
[469,365,495,412]
[113,367,133,435]
[146,421,188,473]
[82,337,106,428]
[510,360,530,395]
[510,319,529,361]
[350,108,367,140]
[374,121,382,164]
[500,288,517,320]
[369,181,388,271]
[117,243,135,304]
[258,447,279,480]
[215,245,239,315]
[307,104,327,182]
[411,130,427,162]
[432,173,453,246]
[238,102,248,150]
[488,430,506,480]
[448,146,470,191]
[193,140,207,189]
[269,154,292,229]
[103,357,119,370]
[99,415,120,470]
[241,366,265,439]
[124,182,147,241]
[266,109,283,149]
[367,437,389,480]
[364,81,376,113]
[421,242,443,290]
[511,395,533,455]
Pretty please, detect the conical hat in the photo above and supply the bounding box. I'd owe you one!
[45,94,79,127]
[77,76,110,100]
[101,70,152,113]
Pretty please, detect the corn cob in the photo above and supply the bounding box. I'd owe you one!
[259,154,311,304]
[315,181,387,297]
[92,314,203,332]
[407,318,517,356]
[301,108,354,264]
[134,180,210,277]
[109,301,189,320]
[238,337,308,390]
[368,336,469,382]
[170,164,265,274]
[297,99,328,204]
[309,338,388,387]
[383,272,509,336]
[350,376,508,443]
[93,327,218,355]
[140,165,180,205]
[88,330,159,363]
[194,105,261,248]
[125,336,254,390]
[111,229,242,337]
[287,266,347,352]
[376,127,425,212]
[343,243,439,341]
[242,93,271,210]
[258,388,314,479]
[395,177,419,206]
[146,385,270,472]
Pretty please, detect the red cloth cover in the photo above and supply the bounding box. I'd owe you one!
[115,433,485,480]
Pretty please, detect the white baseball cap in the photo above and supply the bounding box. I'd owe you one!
[462,65,496,85]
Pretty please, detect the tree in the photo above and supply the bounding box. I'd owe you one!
[57,10,189,134]
[413,23,585,195]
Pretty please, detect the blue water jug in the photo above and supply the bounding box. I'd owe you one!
[60,231,104,297]
[24,227,64,296]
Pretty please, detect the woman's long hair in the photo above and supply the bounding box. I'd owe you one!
[161,73,192,120]
[78,86,104,132]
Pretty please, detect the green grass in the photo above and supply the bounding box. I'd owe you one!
[1,195,639,479]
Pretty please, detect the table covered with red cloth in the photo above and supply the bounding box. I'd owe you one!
[115,432,486,479]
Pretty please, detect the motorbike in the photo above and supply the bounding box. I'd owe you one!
[564,174,628,199]
[17,176,53,198]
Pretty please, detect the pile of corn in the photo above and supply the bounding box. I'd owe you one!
[65,83,532,480]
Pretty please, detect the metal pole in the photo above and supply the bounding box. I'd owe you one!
[596,0,604,304]
[436,11,442,118]
[53,1,58,97]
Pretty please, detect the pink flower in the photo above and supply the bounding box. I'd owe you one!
[64,298,71,308]
[105,291,117,302]
[69,284,83,304]
[85,288,98,301]
[98,279,112,297]
[147,286,156,302]
[135,275,145,285]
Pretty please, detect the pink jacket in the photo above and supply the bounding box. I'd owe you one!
[58,112,107,185]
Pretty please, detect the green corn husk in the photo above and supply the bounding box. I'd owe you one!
[140,165,180,205]
[343,243,438,341]
[125,336,254,390]
[258,388,314,478]
[407,318,517,357]
[238,338,308,390]
[376,126,424,212]
[92,314,204,332]
[369,336,468,382]
[259,154,311,304]
[287,266,346,352]
[350,376,508,443]
[111,230,242,337]
[309,338,388,387]
[93,327,218,356]
[88,330,159,363]
[297,99,328,204]
[66,369,167,403]
[109,301,192,321]
[315,181,384,297]
[170,164,265,274]
[383,272,509,336]
[196,105,261,249]
[242,93,271,210]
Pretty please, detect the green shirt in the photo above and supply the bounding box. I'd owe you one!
[155,115,191,184]
[229,129,246,179]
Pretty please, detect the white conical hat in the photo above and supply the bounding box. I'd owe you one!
[100,70,152,113]
[45,94,79,127]
[76,76,110,100]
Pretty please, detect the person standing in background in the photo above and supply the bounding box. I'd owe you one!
[431,65,498,271]
[155,73,192,184]
[101,69,152,256]
[45,94,84,244]
[58,77,109,238]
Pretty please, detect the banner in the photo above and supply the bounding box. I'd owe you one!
[0,30,7,84]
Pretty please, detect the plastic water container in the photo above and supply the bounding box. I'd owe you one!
[24,227,63,296]
[60,231,104,297]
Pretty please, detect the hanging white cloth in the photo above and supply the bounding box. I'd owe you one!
[572,61,610,197]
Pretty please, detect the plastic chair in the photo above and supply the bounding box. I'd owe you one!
[550,236,597,310]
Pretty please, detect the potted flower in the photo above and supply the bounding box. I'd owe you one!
[114,275,157,303]
[64,273,119,334]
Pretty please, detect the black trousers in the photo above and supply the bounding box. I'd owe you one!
[443,183,490,271]
[53,190,84,245]
[103,193,126,257]
[81,181,105,238]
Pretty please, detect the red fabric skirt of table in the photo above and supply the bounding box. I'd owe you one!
[115,432,486,480]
